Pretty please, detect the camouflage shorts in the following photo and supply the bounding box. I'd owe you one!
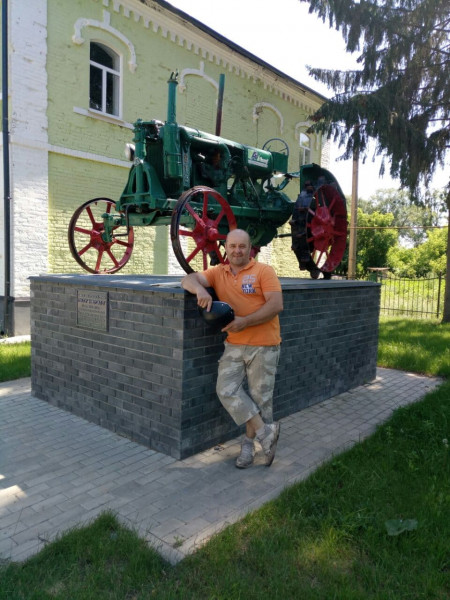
[216,343,281,426]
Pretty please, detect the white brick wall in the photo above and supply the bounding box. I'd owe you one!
[7,0,49,298]
[0,154,4,273]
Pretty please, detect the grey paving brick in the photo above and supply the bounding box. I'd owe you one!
[1,538,44,563]
[0,519,29,540]
[151,517,187,539]
[4,494,47,514]
[80,495,116,511]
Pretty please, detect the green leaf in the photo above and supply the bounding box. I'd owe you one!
[385,518,418,536]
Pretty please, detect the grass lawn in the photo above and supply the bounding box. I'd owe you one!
[0,319,449,599]
[0,342,31,382]
[377,317,450,378]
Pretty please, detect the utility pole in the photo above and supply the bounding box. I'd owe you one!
[347,137,359,279]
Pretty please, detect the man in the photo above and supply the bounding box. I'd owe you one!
[181,229,283,468]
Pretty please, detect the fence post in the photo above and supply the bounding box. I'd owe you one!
[437,272,442,319]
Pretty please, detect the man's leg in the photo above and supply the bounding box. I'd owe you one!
[216,344,281,468]
[246,345,281,466]
[216,344,262,469]
[246,345,280,422]
[216,344,261,427]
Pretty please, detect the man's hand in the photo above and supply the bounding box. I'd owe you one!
[221,315,248,333]
[221,291,282,333]
[181,272,213,311]
[196,287,213,312]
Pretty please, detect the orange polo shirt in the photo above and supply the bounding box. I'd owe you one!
[202,259,282,346]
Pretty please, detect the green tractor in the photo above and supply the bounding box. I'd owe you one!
[68,73,347,278]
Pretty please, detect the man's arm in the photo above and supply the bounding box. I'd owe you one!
[222,290,283,333]
[181,272,214,311]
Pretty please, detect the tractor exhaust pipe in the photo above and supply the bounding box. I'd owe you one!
[164,71,182,180]
[166,71,178,125]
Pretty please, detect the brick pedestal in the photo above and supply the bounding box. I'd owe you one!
[30,274,380,459]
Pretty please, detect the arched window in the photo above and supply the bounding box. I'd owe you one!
[299,132,311,166]
[89,42,120,116]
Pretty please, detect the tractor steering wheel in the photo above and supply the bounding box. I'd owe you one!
[262,138,289,156]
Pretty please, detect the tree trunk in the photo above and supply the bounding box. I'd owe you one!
[442,202,450,323]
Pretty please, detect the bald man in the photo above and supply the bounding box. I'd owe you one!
[181,229,283,468]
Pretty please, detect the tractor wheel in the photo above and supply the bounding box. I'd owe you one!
[68,197,134,274]
[306,184,347,276]
[170,186,237,273]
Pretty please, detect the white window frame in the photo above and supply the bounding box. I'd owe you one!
[299,132,311,166]
[89,41,122,118]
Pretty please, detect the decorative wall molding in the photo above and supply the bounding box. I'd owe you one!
[295,121,321,150]
[72,9,137,72]
[295,121,311,141]
[178,62,219,93]
[253,102,284,134]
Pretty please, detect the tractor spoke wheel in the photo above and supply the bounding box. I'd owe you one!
[68,197,134,274]
[170,186,237,273]
[306,184,347,276]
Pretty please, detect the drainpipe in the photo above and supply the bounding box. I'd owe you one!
[2,0,11,335]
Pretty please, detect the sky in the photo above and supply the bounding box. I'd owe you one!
[166,0,448,199]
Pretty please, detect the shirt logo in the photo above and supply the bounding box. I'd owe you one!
[242,274,256,294]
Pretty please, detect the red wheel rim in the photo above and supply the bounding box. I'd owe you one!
[306,185,347,272]
[68,198,134,274]
[170,186,237,273]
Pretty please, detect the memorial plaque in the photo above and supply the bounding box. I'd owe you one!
[77,290,108,331]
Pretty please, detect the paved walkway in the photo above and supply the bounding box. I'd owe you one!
[0,369,442,565]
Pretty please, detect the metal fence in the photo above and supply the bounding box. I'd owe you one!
[367,272,445,319]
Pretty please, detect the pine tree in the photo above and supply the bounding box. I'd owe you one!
[301,0,450,320]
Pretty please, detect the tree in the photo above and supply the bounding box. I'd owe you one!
[363,188,446,246]
[301,0,450,320]
[340,208,398,276]
[388,227,447,276]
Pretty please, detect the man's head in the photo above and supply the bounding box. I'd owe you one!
[225,229,252,269]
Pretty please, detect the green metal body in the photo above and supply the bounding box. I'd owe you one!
[102,74,340,249]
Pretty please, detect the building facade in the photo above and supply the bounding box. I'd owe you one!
[1,0,328,334]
